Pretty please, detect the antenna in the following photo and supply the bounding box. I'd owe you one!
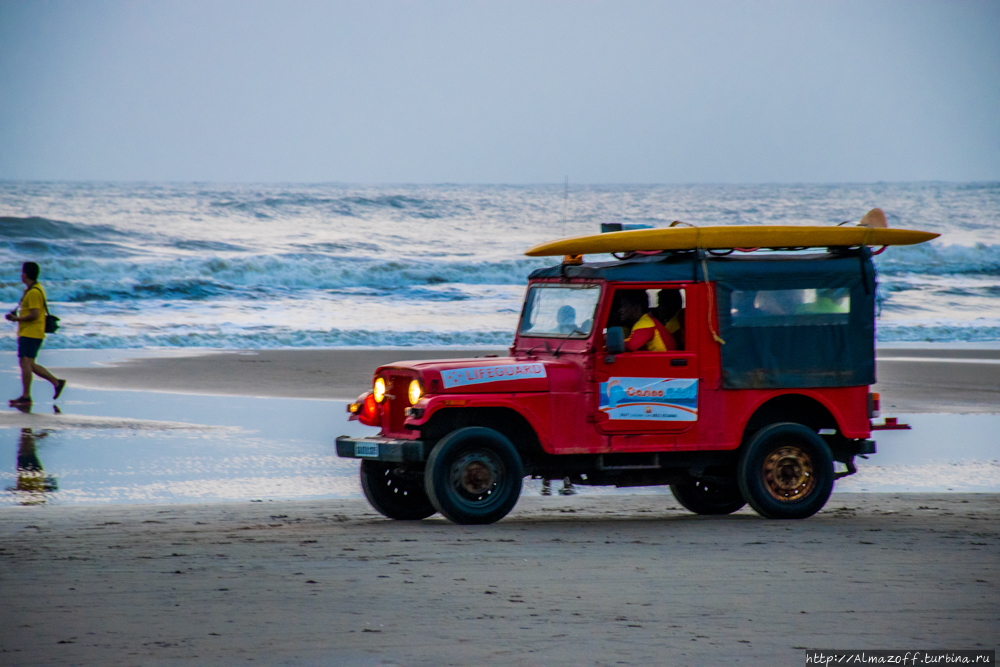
[562,176,568,228]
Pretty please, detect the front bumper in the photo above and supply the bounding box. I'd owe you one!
[335,436,429,463]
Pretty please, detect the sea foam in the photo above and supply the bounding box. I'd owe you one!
[1,182,997,349]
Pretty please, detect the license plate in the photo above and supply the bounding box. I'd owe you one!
[354,442,380,458]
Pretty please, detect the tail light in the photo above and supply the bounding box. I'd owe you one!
[868,392,880,418]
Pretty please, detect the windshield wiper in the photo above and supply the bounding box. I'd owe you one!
[553,329,586,357]
[526,341,553,357]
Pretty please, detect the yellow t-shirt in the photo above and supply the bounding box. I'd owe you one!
[629,313,668,352]
[18,284,47,340]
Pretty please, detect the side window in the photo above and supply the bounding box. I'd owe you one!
[606,289,640,331]
[730,288,850,327]
[607,287,686,352]
[652,288,685,350]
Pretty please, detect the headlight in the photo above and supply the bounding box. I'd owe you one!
[408,379,423,405]
[373,377,386,403]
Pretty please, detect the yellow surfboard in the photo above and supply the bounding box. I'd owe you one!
[525,221,939,257]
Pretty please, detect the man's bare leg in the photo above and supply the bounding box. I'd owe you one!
[31,360,59,387]
[18,356,34,401]
[16,358,62,403]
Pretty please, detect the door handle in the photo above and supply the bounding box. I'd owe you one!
[670,358,688,367]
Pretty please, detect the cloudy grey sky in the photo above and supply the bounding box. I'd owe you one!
[1,0,998,183]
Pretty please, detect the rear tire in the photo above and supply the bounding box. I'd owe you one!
[670,477,746,515]
[360,460,436,520]
[424,427,524,525]
[738,422,834,520]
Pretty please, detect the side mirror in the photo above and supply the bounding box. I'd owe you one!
[605,327,625,354]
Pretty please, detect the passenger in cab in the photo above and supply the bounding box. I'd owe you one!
[654,289,685,350]
[556,305,577,333]
[616,290,676,352]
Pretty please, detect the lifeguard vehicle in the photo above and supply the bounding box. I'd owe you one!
[337,211,937,524]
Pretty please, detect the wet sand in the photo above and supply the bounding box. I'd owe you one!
[47,346,1000,412]
[875,348,1000,414]
[49,348,509,401]
[1,494,997,666]
[0,347,996,665]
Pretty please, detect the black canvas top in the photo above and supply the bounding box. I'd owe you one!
[530,249,877,389]
[529,248,873,285]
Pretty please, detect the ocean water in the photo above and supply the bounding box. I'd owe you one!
[1,182,998,350]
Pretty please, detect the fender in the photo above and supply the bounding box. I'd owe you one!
[739,388,871,441]
[405,392,552,449]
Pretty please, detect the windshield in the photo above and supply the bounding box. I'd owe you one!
[519,285,601,338]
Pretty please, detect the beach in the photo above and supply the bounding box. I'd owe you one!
[36,345,1000,409]
[2,7,998,663]
[2,493,997,666]
[0,346,998,665]
[44,348,512,401]
[875,347,1000,414]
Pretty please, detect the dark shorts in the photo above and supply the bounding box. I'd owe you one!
[17,336,44,359]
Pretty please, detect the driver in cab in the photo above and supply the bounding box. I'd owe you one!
[617,290,676,352]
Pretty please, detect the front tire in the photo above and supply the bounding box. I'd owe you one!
[360,460,436,520]
[670,477,746,515]
[424,427,524,525]
[737,422,834,520]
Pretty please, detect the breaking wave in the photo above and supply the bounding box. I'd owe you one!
[208,193,460,219]
[875,241,1000,276]
[0,255,547,304]
[0,328,514,350]
[2,181,997,349]
[0,215,127,240]
[876,321,1000,343]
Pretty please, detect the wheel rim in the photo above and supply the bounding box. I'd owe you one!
[382,466,417,497]
[762,445,815,501]
[450,451,501,503]
[694,480,719,497]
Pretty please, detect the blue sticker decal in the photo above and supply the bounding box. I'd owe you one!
[441,363,547,389]
[598,377,698,421]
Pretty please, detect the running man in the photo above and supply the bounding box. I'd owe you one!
[6,262,65,406]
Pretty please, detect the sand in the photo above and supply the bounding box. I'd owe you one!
[1,346,997,665]
[46,346,1000,412]
[49,348,509,400]
[875,348,1000,414]
[1,494,997,666]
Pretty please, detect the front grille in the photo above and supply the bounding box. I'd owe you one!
[385,373,412,434]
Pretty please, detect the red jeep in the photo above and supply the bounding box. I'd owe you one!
[337,247,881,524]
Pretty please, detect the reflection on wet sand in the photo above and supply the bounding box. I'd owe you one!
[0,383,376,505]
[8,404,58,505]
[2,371,995,505]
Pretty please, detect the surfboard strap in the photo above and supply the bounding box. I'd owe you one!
[676,222,727,346]
[700,254,725,346]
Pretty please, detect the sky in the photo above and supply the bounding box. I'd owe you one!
[1,0,998,184]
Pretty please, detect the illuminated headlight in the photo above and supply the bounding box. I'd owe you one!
[408,379,423,405]
[373,377,386,403]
